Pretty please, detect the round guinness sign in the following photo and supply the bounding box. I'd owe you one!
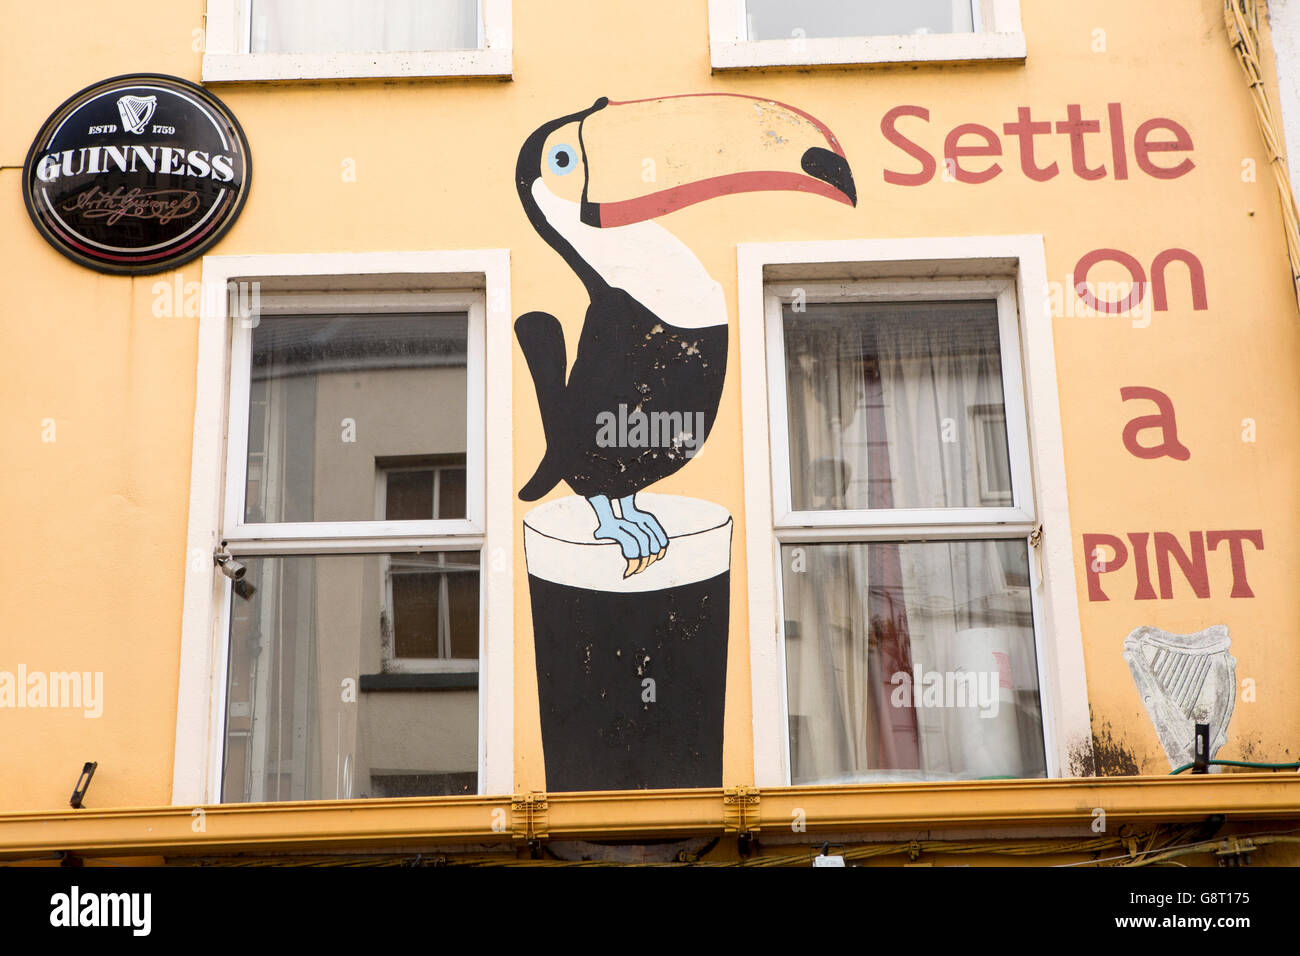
[22,74,251,275]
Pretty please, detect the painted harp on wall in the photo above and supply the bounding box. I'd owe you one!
[1123,624,1237,770]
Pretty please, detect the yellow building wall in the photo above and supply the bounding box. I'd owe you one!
[0,0,1297,815]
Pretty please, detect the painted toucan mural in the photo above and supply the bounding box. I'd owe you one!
[516,94,856,791]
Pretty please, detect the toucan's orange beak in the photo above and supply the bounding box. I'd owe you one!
[576,93,856,228]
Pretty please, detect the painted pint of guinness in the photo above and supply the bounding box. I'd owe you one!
[22,74,251,274]
[523,494,732,792]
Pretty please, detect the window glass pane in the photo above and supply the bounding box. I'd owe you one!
[385,469,435,521]
[783,299,1013,511]
[386,552,479,660]
[745,0,975,41]
[437,467,467,520]
[391,568,440,657]
[781,540,1045,784]
[222,553,479,802]
[446,566,480,659]
[370,772,477,797]
[250,0,480,54]
[244,312,468,523]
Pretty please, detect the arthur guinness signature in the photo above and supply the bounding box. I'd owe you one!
[62,186,201,226]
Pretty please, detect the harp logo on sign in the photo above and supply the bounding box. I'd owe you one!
[22,74,251,275]
[116,94,156,134]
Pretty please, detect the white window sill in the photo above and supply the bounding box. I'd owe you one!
[201,48,513,83]
[710,32,1026,71]
[382,659,481,675]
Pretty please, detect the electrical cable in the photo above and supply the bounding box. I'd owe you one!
[1225,0,1300,308]
[1169,758,1300,774]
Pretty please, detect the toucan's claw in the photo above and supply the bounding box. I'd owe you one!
[592,494,669,578]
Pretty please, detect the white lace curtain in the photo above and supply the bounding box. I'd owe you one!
[251,0,480,54]
[744,0,975,41]
[781,301,1044,783]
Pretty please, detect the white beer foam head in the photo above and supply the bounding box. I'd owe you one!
[523,494,732,593]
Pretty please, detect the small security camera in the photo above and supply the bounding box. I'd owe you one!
[214,550,246,581]
[214,550,256,600]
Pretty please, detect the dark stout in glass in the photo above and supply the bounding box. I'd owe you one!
[524,494,732,792]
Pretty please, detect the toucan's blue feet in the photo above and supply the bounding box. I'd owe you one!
[589,494,670,577]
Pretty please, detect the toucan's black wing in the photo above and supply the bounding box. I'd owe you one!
[563,287,727,500]
[516,311,569,501]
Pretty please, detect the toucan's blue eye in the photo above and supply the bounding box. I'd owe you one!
[547,144,577,176]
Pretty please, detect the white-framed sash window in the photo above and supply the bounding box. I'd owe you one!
[202,0,513,81]
[738,237,1090,787]
[708,0,1025,70]
[172,250,512,805]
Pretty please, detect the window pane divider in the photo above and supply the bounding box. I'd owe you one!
[774,522,1036,545]
[223,518,482,541]
[766,277,1011,302]
[776,506,1035,529]
[224,534,484,556]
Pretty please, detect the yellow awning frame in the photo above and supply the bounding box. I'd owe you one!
[2,774,1298,860]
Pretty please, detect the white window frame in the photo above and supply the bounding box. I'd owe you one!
[172,250,513,805]
[224,289,485,548]
[708,0,1025,71]
[202,0,513,82]
[738,237,1090,787]
[971,404,1013,506]
[765,278,1035,536]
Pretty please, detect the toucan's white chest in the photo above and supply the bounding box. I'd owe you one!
[532,181,727,330]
